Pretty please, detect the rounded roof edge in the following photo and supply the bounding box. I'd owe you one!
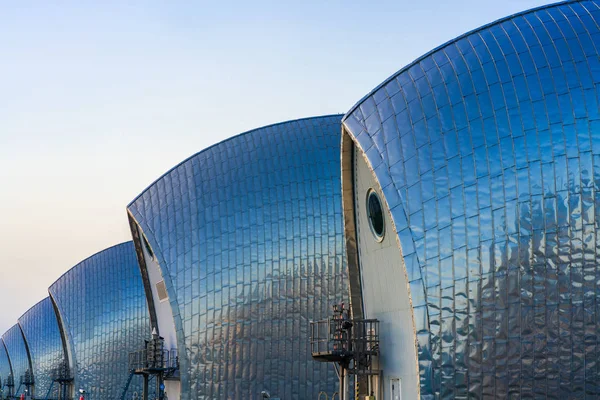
[342,0,578,121]
[1,324,21,340]
[127,113,344,207]
[17,297,50,322]
[48,241,134,291]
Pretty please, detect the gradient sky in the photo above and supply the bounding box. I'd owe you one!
[0,0,553,333]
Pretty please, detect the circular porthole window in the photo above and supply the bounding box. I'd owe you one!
[366,189,385,241]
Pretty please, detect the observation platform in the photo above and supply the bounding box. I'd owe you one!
[310,304,380,375]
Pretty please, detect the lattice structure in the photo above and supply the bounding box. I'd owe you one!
[122,332,179,400]
[311,304,380,400]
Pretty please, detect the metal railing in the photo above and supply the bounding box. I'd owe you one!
[310,318,380,360]
[128,348,178,371]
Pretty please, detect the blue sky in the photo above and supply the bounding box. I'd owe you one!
[0,0,553,332]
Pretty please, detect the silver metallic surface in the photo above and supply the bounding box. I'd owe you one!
[48,242,152,400]
[18,297,66,398]
[0,339,11,393]
[342,1,600,398]
[2,324,32,397]
[128,115,348,399]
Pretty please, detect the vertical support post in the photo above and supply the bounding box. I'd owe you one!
[339,366,344,400]
[157,373,164,400]
[142,375,149,400]
[339,365,348,400]
[379,370,384,400]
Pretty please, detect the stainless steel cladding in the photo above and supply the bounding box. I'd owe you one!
[2,324,32,397]
[0,339,11,393]
[342,1,600,398]
[128,115,348,399]
[48,242,152,400]
[18,298,66,399]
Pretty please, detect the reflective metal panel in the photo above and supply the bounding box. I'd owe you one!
[342,1,600,398]
[128,115,348,399]
[2,325,32,397]
[18,297,66,399]
[49,242,152,400]
[0,339,12,394]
